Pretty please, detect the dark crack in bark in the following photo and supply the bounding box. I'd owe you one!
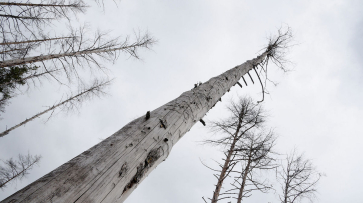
[122,147,162,195]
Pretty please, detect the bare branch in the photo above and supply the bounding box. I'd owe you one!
[202,97,276,203]
[0,153,41,189]
[0,29,156,74]
[277,150,323,203]
[252,26,294,103]
[0,78,112,137]
[0,0,87,41]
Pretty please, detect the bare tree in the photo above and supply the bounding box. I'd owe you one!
[0,27,155,87]
[0,0,154,196]
[1,28,292,203]
[0,78,112,137]
[227,131,276,203]
[0,18,154,114]
[0,0,155,118]
[0,1,133,113]
[202,97,265,203]
[0,29,154,113]
[0,0,87,41]
[0,153,41,189]
[202,97,276,203]
[0,0,122,63]
[277,150,323,203]
[0,29,155,70]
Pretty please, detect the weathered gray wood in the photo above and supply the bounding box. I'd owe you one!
[1,52,268,203]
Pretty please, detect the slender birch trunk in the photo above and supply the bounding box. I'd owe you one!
[0,14,53,20]
[0,3,85,7]
[0,154,41,189]
[211,139,236,203]
[0,37,73,45]
[1,51,268,203]
[284,176,289,203]
[236,152,252,203]
[211,117,243,203]
[0,41,151,68]
[0,79,111,137]
[283,160,291,203]
[0,48,25,54]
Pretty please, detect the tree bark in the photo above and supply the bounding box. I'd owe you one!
[211,138,237,203]
[236,152,252,203]
[1,52,268,203]
[211,116,243,203]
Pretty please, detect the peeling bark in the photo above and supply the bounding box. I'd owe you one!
[122,147,161,195]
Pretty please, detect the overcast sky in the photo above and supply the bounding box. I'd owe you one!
[1,0,363,202]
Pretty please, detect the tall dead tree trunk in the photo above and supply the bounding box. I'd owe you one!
[1,29,292,203]
[1,53,266,203]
